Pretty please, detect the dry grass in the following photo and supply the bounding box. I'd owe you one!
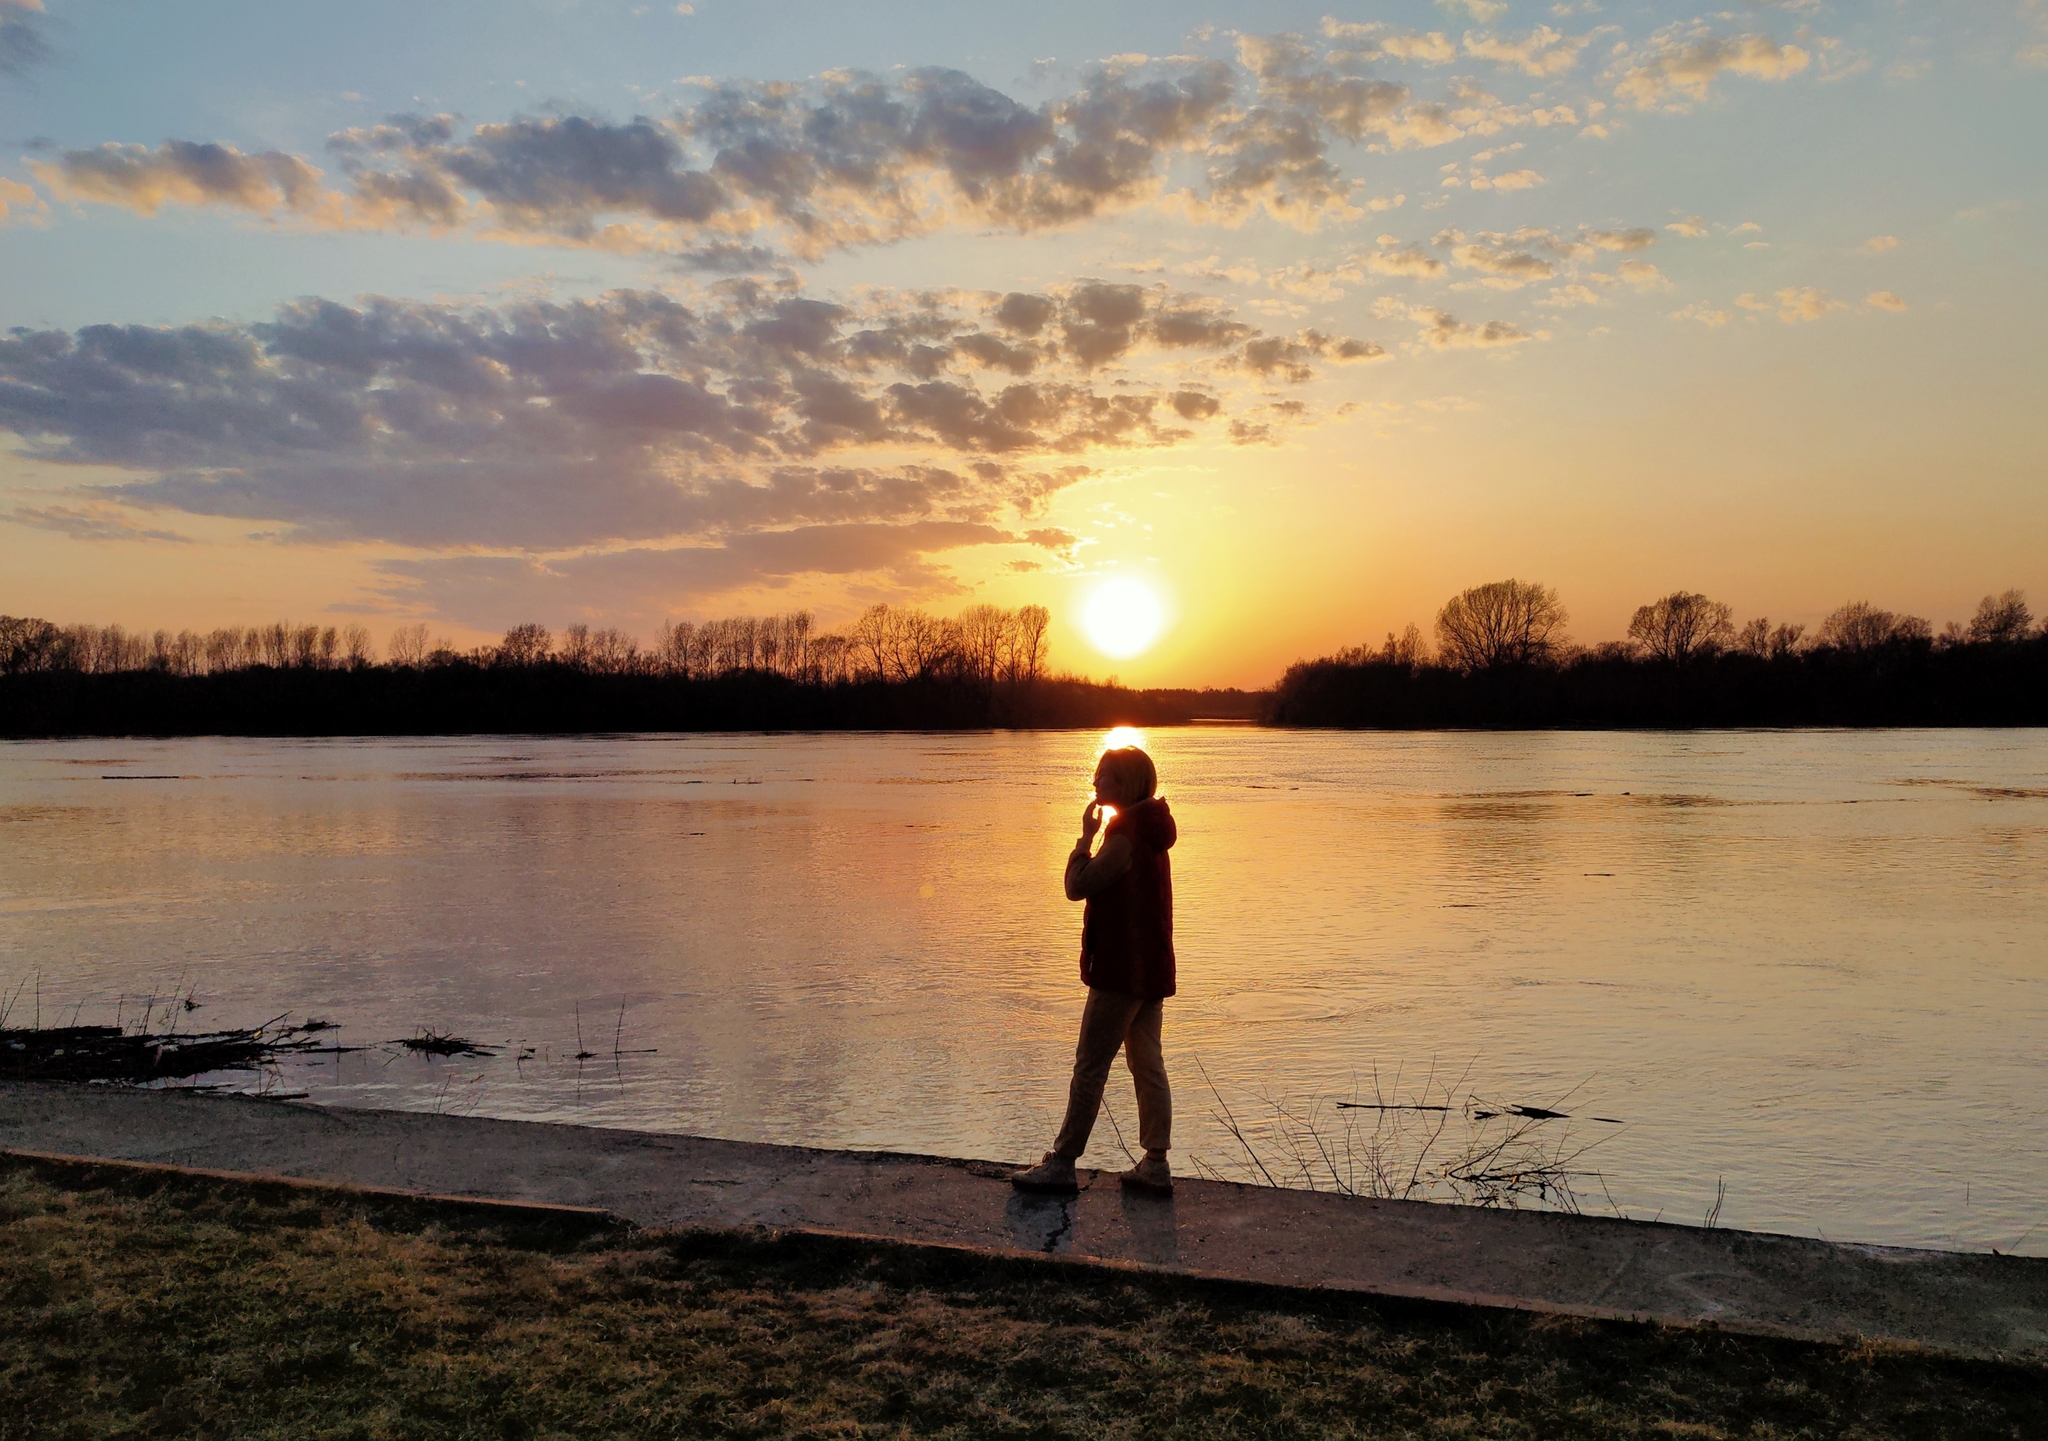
[1,1165,2041,1440]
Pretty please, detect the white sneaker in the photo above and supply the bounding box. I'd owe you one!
[1119,1153,1173,1197]
[1010,1151,1079,1193]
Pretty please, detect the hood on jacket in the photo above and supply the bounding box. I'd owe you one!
[1112,796,1177,851]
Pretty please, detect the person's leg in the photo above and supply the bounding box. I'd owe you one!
[1050,988,1145,1160]
[1123,998,1172,1156]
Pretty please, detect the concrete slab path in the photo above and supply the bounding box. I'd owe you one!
[5,1081,2044,1361]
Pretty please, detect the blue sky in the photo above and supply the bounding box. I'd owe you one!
[2,0,2043,682]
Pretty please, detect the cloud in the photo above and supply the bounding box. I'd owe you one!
[1469,167,1544,191]
[379,518,1025,624]
[1426,224,1658,289]
[43,41,1622,255]
[1407,306,1533,349]
[46,57,1372,254]
[0,282,1363,556]
[1462,27,1592,77]
[1864,290,1907,313]
[0,0,49,78]
[1609,30,1812,110]
[1859,234,1898,254]
[1366,240,1445,277]
[1319,19,1458,65]
[1666,215,1709,238]
[0,175,47,223]
[1436,0,1507,22]
[4,500,195,544]
[1767,286,1847,323]
[33,140,326,217]
[1614,259,1667,290]
[1670,302,1730,326]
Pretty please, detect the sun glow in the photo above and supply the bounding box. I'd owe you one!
[1100,725,1148,754]
[1081,577,1165,659]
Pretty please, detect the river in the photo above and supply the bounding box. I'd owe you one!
[3,727,2042,1253]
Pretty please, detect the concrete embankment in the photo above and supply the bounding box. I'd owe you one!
[4,1080,2043,1360]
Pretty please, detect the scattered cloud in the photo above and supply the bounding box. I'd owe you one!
[1615,258,1667,290]
[1463,27,1592,77]
[1670,302,1731,326]
[1319,19,1458,65]
[1608,29,1812,110]
[1768,286,1847,323]
[0,175,47,223]
[1864,290,1907,312]
[0,282,1370,560]
[1858,234,1898,254]
[1408,306,1534,349]
[1470,167,1545,191]
[1436,0,1508,23]
[1367,240,1446,277]
[0,0,49,78]
[4,501,195,544]
[1666,214,1709,237]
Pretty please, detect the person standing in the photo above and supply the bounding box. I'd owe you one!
[1012,743,1177,1197]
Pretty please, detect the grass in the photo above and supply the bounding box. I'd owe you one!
[1,1163,2042,1440]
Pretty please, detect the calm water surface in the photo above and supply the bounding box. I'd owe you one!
[2,728,2043,1254]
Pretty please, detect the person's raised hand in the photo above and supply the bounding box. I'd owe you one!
[1080,799,1103,842]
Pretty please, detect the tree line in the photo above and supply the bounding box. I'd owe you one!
[0,603,1052,690]
[1269,581,2048,728]
[0,603,1262,737]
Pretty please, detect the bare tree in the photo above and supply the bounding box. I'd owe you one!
[809,631,851,684]
[387,624,430,668]
[1818,601,1930,652]
[498,623,552,667]
[1434,579,1569,671]
[1009,604,1050,684]
[342,625,375,668]
[587,628,639,673]
[1734,617,1805,659]
[1628,591,1734,663]
[655,620,694,677]
[1966,589,2033,645]
[559,623,593,670]
[0,617,62,673]
[956,604,1008,688]
[851,605,890,681]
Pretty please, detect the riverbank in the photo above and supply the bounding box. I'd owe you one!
[8,1155,2043,1441]
[7,1083,2047,1364]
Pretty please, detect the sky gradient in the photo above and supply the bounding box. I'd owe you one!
[2,0,2043,685]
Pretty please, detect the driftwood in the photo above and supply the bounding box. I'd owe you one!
[0,1017,347,1083]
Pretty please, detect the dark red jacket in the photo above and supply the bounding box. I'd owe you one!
[1080,797,1177,999]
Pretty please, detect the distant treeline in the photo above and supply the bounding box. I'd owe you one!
[1268,582,2048,728]
[0,605,1261,736]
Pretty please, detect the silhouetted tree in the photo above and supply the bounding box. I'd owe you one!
[1966,589,2033,645]
[497,624,552,667]
[1629,591,1734,663]
[1734,617,1805,659]
[342,625,375,669]
[387,624,430,668]
[1435,579,1568,671]
[1818,601,1930,652]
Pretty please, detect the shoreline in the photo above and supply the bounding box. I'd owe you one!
[6,1081,2044,1361]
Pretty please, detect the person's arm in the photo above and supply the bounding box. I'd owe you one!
[1065,832,1134,901]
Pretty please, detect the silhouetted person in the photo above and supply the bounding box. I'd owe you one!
[1012,744,1177,1197]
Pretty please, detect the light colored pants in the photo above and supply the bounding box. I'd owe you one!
[1052,987,1172,1159]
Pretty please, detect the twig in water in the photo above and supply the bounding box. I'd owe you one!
[1704,1176,1726,1230]
[1100,1095,1137,1167]
[1196,1055,1277,1189]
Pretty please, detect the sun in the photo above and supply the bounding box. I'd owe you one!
[1082,577,1165,659]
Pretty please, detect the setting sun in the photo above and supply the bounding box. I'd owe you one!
[1081,579,1164,659]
